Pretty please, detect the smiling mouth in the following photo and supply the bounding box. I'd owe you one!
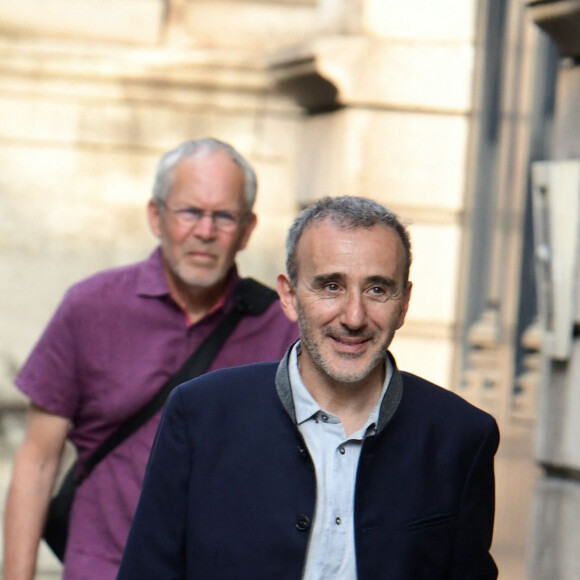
[330,334,372,352]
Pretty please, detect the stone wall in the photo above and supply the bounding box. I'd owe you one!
[0,34,306,404]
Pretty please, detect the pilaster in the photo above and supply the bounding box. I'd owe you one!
[525,1,580,578]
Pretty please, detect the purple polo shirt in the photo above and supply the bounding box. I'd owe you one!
[15,248,299,580]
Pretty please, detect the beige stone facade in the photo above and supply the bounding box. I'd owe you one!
[0,1,556,578]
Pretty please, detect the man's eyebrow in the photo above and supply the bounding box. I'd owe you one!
[309,273,400,290]
[311,273,346,288]
[365,275,398,289]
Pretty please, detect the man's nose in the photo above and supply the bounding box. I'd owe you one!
[192,213,217,239]
[340,291,367,330]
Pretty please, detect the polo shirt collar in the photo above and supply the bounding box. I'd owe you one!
[288,343,320,425]
[136,248,172,298]
[287,341,393,431]
[276,342,403,435]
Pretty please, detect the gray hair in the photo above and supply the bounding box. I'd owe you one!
[286,196,412,286]
[151,138,257,212]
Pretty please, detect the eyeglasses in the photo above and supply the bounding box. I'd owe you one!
[159,202,245,232]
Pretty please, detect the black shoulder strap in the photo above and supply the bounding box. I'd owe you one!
[76,278,278,483]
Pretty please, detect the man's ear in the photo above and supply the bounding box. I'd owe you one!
[238,213,258,251]
[276,273,299,323]
[395,281,413,330]
[147,200,162,238]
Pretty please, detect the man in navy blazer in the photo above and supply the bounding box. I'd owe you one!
[118,196,499,579]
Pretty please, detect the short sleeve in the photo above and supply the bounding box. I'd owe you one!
[15,288,81,418]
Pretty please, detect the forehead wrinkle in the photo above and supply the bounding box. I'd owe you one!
[169,154,246,212]
[296,220,406,287]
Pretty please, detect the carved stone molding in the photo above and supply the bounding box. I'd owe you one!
[268,46,340,113]
[269,36,474,114]
[526,0,580,58]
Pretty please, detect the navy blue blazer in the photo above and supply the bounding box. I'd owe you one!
[117,349,499,580]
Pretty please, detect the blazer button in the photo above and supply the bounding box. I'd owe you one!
[297,444,307,456]
[295,515,311,531]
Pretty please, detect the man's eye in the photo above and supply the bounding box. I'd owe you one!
[323,283,340,292]
[214,211,237,224]
[181,208,203,218]
[367,286,390,301]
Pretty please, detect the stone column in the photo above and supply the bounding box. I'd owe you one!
[525,2,580,578]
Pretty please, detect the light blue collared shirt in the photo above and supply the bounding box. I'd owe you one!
[288,342,393,579]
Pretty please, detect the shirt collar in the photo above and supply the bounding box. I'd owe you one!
[135,247,240,313]
[288,340,393,432]
[136,248,171,298]
[288,343,321,425]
